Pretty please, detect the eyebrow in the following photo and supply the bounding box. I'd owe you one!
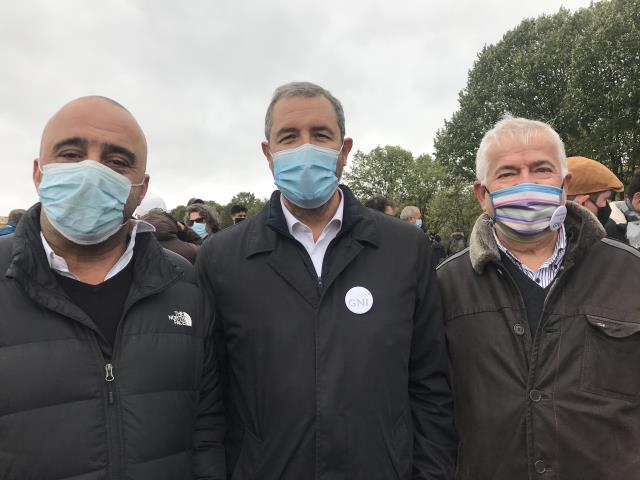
[52,137,87,153]
[102,143,136,165]
[310,126,335,137]
[274,127,299,140]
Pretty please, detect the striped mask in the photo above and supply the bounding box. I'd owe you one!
[488,183,565,241]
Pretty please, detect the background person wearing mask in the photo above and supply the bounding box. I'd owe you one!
[229,204,248,224]
[608,167,640,249]
[142,208,202,264]
[0,96,224,479]
[400,205,423,229]
[566,156,624,239]
[197,81,456,480]
[185,203,221,239]
[437,116,640,480]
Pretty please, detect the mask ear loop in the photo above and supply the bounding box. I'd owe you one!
[549,178,567,231]
[484,186,498,224]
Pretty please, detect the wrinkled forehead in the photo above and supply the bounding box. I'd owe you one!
[486,129,560,168]
[40,98,147,166]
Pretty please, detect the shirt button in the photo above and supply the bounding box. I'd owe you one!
[535,277,541,283]
[529,389,542,402]
[534,460,547,474]
[513,324,525,336]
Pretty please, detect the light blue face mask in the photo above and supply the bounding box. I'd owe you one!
[190,222,207,239]
[38,160,144,245]
[415,218,423,229]
[271,143,341,209]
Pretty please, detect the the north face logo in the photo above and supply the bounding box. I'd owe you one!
[169,311,192,326]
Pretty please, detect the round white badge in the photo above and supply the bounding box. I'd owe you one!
[549,205,567,231]
[345,286,373,314]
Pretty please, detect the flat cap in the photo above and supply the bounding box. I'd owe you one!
[567,156,624,195]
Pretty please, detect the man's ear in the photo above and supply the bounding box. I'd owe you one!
[33,158,42,189]
[261,141,274,174]
[473,180,491,214]
[339,137,353,168]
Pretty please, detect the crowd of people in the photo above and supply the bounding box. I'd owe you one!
[1,82,640,480]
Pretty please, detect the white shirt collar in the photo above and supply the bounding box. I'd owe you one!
[41,220,155,282]
[280,189,344,239]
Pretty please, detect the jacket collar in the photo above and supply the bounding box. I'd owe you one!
[469,201,605,274]
[245,185,379,257]
[5,204,184,332]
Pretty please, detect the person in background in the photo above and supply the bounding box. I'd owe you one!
[608,167,640,249]
[229,204,248,224]
[0,209,26,236]
[437,115,640,480]
[0,96,224,479]
[185,203,221,239]
[565,156,624,238]
[446,230,467,256]
[430,233,446,265]
[142,208,202,263]
[197,81,456,479]
[400,205,423,229]
[364,194,396,215]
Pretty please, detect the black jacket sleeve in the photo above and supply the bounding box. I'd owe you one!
[192,277,226,479]
[410,233,458,479]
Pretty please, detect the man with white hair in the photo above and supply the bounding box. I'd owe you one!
[437,116,640,480]
[400,205,423,229]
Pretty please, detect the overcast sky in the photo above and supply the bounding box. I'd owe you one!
[1,0,594,215]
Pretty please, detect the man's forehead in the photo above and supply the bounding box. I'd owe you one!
[488,134,558,168]
[271,95,338,127]
[41,98,146,155]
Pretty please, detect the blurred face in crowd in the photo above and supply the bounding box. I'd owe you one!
[187,212,205,225]
[473,133,569,216]
[261,95,352,178]
[231,211,247,223]
[34,97,149,222]
[573,190,613,215]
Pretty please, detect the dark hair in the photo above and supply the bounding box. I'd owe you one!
[8,209,26,224]
[364,195,394,213]
[628,168,640,201]
[185,204,221,234]
[187,197,205,206]
[230,204,248,215]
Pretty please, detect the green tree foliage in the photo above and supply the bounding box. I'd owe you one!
[434,0,640,186]
[344,146,481,238]
[343,146,415,202]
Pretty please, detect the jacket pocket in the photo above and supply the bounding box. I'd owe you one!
[231,428,264,480]
[389,414,412,479]
[581,314,640,401]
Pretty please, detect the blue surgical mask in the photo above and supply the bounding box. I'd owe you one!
[271,143,341,209]
[415,218,423,229]
[38,160,144,245]
[190,222,207,238]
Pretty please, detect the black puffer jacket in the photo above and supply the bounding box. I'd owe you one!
[0,205,225,480]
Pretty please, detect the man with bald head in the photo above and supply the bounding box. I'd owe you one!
[0,96,225,479]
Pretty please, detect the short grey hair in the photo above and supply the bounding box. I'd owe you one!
[475,115,568,185]
[400,206,420,221]
[264,81,345,141]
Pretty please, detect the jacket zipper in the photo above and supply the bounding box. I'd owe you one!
[105,363,115,405]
